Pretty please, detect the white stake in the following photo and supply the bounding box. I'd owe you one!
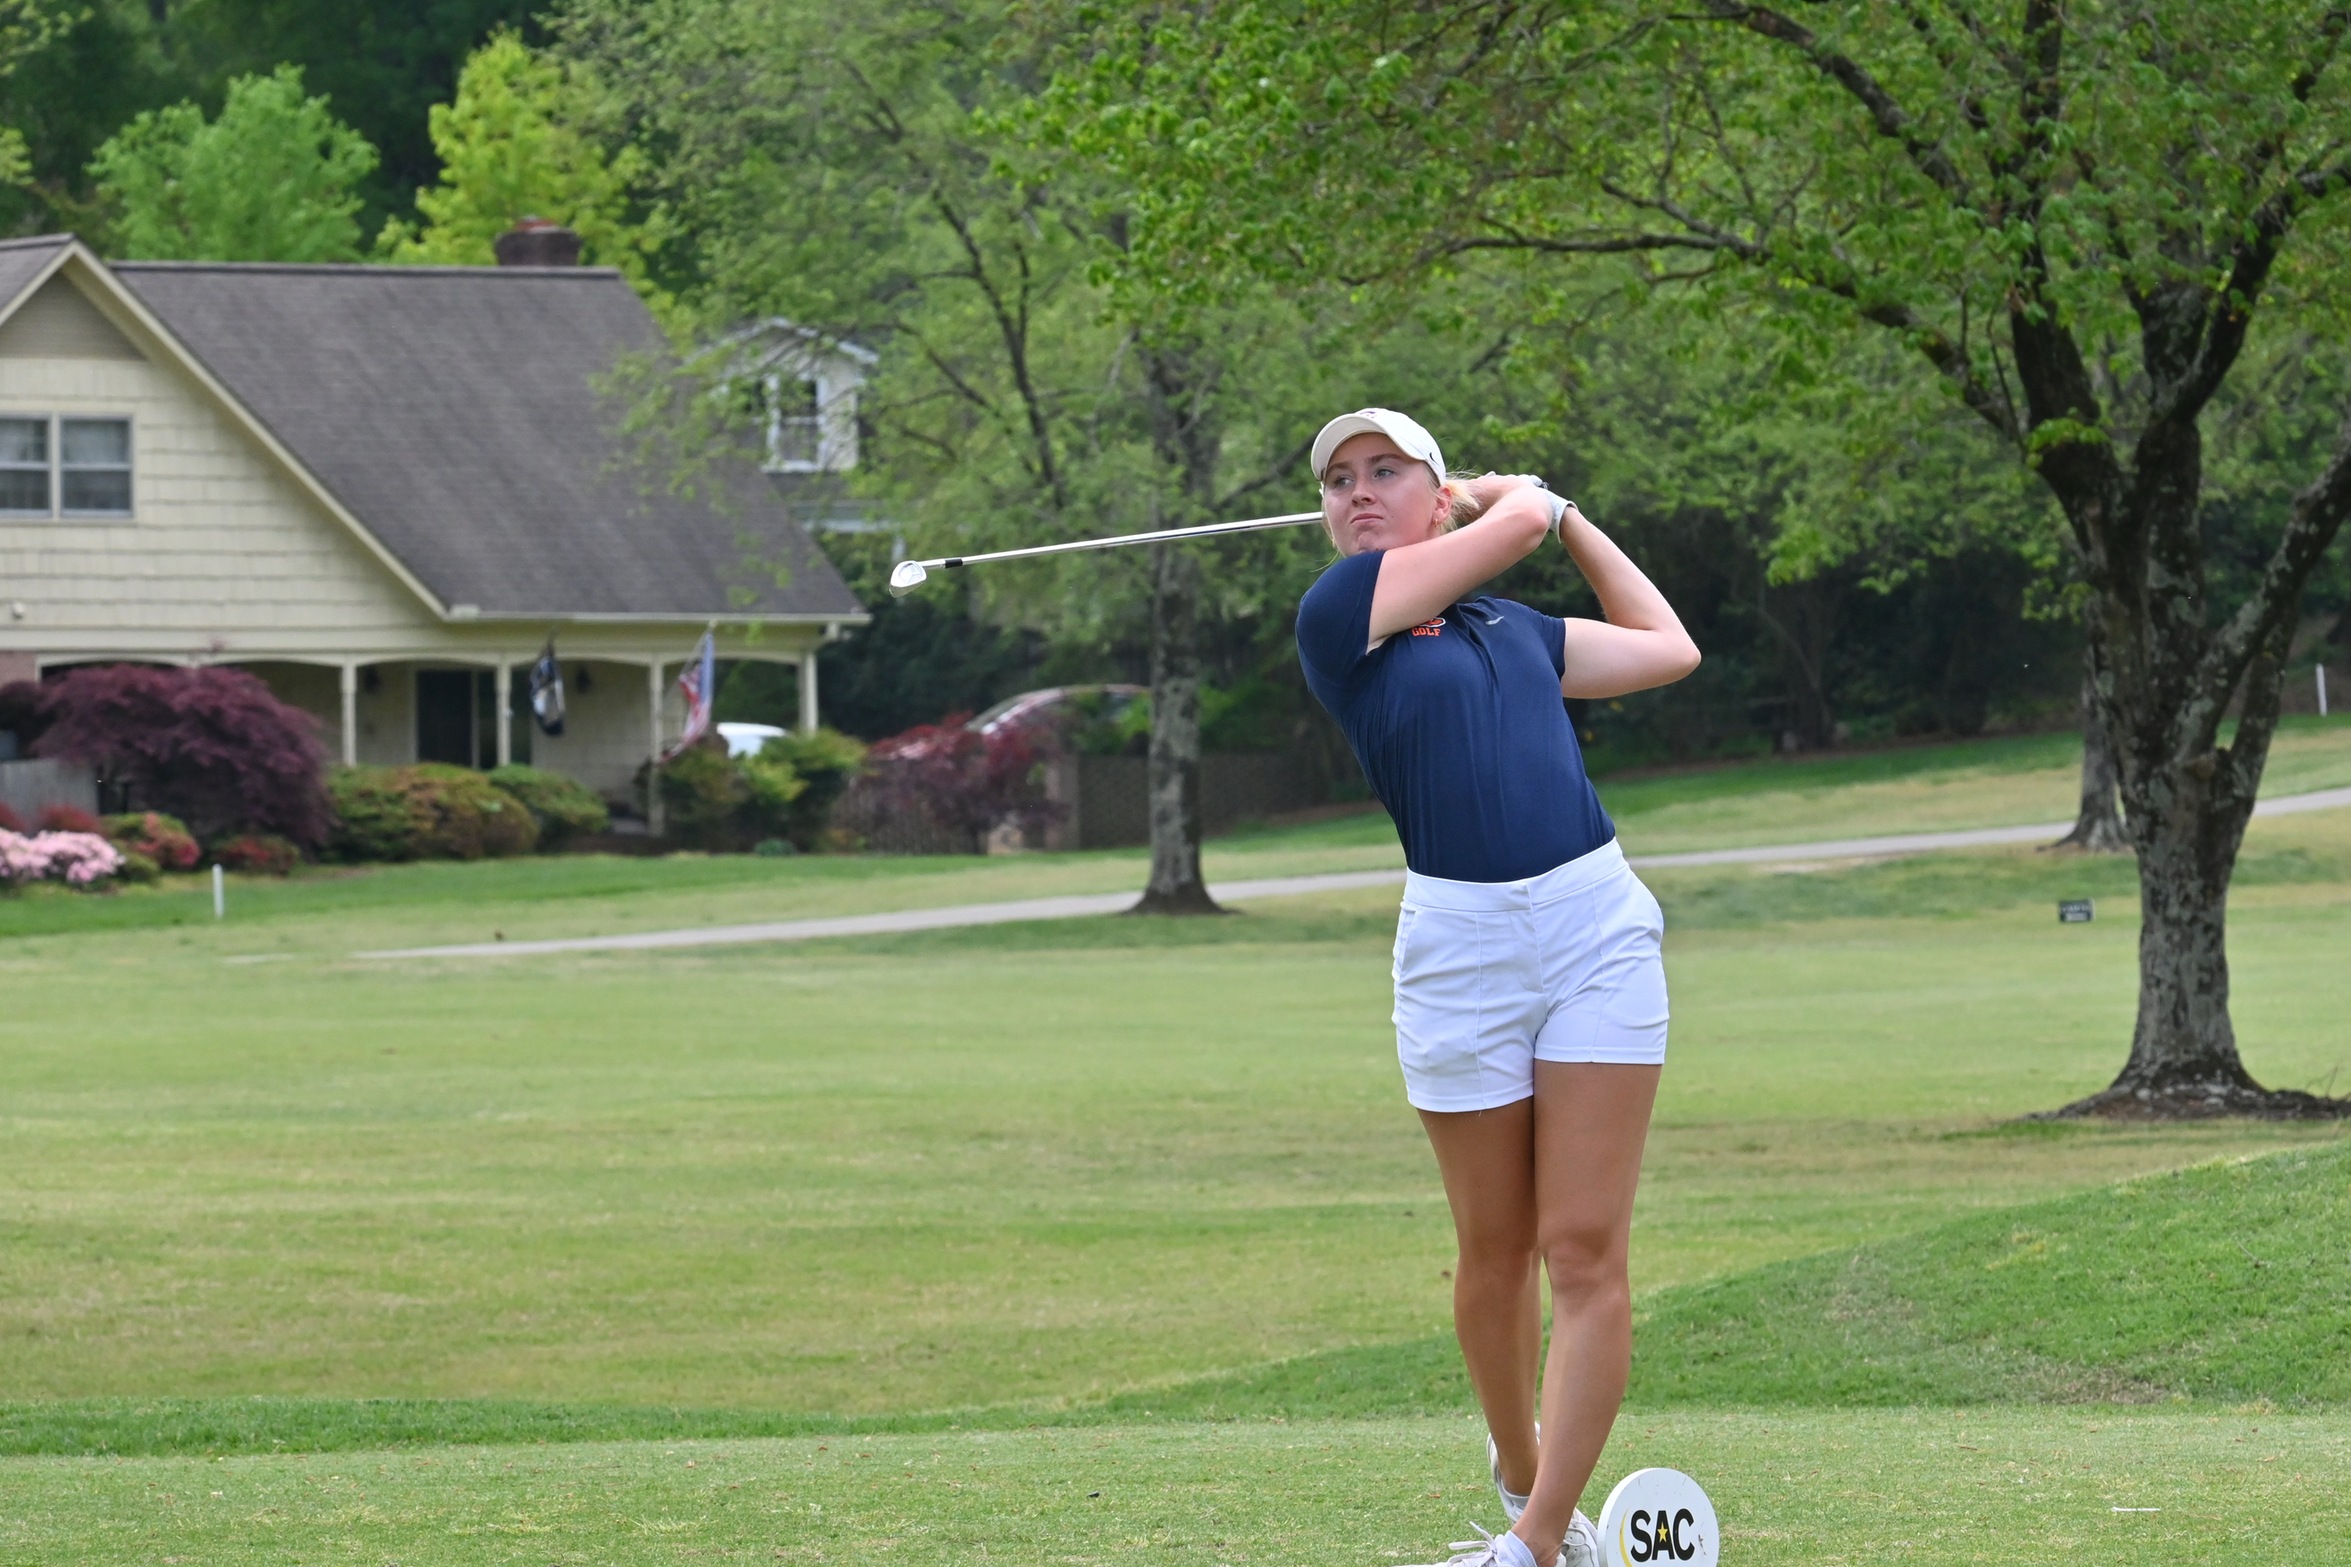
[887,510,1324,597]
[2319,664,2330,718]
[212,863,224,919]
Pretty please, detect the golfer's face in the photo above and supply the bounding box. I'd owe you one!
[1320,433,1444,556]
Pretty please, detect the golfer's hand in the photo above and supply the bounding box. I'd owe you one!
[1463,472,1540,515]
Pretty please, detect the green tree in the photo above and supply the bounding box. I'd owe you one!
[1047,0,2351,1117]
[88,62,376,260]
[0,0,88,202]
[380,28,665,295]
[162,0,539,233]
[555,0,1436,909]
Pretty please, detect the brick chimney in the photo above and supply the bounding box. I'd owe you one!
[493,216,583,268]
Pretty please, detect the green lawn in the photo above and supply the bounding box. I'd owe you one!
[13,712,2351,951]
[4,1412,2344,1565]
[5,731,2350,1561]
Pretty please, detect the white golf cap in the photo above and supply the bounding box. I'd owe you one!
[1311,407,1446,482]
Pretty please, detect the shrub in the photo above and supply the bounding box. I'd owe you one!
[114,848,160,884]
[0,801,20,833]
[485,764,610,847]
[653,739,745,850]
[327,765,425,861]
[397,765,537,859]
[833,715,1060,854]
[36,803,101,834]
[101,811,201,871]
[759,728,866,850]
[208,832,302,876]
[737,749,807,845]
[33,664,331,845]
[0,828,123,887]
[325,764,537,861]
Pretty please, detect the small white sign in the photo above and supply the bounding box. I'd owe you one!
[1597,1467,1718,1567]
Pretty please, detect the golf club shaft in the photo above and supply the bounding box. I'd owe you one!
[918,510,1323,573]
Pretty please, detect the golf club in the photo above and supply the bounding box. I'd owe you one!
[887,510,1325,597]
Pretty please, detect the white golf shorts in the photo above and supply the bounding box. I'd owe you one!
[1391,838,1669,1113]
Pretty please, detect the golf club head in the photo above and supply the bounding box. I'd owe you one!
[887,559,929,597]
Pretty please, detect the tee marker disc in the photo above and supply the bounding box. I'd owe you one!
[1596,1467,1718,1567]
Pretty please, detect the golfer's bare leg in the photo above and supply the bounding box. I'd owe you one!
[1417,1099,1543,1499]
[1516,1062,1661,1561]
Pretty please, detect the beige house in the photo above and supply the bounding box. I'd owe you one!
[0,234,867,827]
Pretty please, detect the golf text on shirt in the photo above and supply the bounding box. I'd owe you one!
[1296,548,1614,883]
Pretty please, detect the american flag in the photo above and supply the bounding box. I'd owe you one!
[664,630,717,760]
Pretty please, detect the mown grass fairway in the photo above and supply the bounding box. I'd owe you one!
[5,1411,2347,1565]
[4,730,2350,1561]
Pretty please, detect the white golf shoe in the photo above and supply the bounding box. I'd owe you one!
[1487,1427,1535,1522]
[1404,1523,1542,1567]
[1560,1510,1602,1567]
[1407,1512,1604,1567]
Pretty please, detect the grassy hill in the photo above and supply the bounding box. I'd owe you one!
[1631,1142,2351,1407]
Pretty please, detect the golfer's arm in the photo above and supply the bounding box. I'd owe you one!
[1557,508,1701,699]
[1368,494,1551,643]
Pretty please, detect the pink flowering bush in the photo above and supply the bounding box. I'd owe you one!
[0,828,124,887]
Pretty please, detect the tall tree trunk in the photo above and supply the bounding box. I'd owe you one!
[2052,481,2343,1119]
[2049,665,2127,852]
[1128,340,1227,916]
[1132,540,1223,914]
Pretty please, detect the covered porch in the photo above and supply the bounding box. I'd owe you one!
[25,621,844,835]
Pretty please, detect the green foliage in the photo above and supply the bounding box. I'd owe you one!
[652,739,744,850]
[87,63,378,260]
[326,764,536,861]
[324,765,420,863]
[757,727,864,848]
[99,811,198,873]
[484,763,609,846]
[736,747,808,844]
[650,730,863,851]
[379,29,667,303]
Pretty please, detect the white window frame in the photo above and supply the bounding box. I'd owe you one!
[0,413,135,520]
[762,373,825,473]
[59,415,134,519]
[0,413,52,518]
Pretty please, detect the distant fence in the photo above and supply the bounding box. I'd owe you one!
[2254,663,2350,718]
[1041,751,1332,850]
[0,757,96,826]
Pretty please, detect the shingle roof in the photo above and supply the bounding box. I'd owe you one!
[0,236,70,311]
[99,255,862,623]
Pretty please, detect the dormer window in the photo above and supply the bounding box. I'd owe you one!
[0,414,132,517]
[765,376,823,470]
[723,320,872,476]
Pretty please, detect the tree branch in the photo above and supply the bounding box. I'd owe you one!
[1698,1,1974,204]
[2192,403,2351,752]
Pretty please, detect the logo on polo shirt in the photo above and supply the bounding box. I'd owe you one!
[1411,617,1444,637]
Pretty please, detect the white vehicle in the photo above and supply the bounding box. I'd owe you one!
[716,721,788,758]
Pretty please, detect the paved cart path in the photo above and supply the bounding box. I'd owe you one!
[355,784,2351,960]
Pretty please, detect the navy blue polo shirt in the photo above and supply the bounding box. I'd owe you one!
[1297,549,1614,883]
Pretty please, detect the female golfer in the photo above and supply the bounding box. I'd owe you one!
[1296,410,1699,1567]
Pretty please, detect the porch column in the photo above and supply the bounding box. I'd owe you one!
[494,660,513,768]
[339,662,358,767]
[797,652,819,734]
[647,658,666,836]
